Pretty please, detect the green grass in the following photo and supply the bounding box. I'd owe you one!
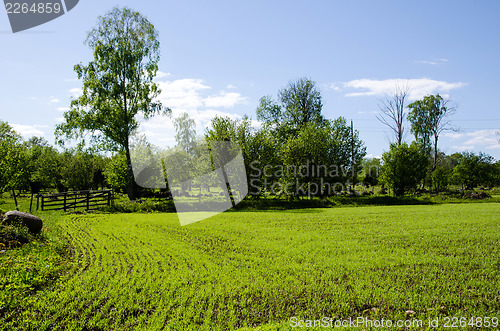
[0,208,70,320]
[1,202,499,330]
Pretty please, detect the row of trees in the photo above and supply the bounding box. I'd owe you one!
[0,121,127,195]
[375,86,500,195]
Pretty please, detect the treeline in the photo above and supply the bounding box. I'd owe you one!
[1,79,499,199]
[0,122,113,194]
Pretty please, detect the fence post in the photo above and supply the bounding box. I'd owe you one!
[36,194,40,211]
[86,191,90,210]
[63,193,67,212]
[107,190,111,206]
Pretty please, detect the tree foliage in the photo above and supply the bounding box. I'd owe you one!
[451,152,499,190]
[55,6,169,200]
[0,121,26,193]
[257,77,324,140]
[174,112,196,154]
[380,143,429,196]
[407,94,455,171]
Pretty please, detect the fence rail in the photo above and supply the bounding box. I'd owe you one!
[37,190,113,211]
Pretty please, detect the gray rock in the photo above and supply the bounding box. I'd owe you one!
[2,211,43,234]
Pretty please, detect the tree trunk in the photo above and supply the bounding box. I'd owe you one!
[12,188,19,211]
[124,142,136,201]
[432,135,439,172]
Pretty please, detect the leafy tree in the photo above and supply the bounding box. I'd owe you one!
[55,6,170,200]
[174,112,197,154]
[60,151,95,191]
[431,167,450,192]
[362,158,381,189]
[0,121,27,198]
[380,143,429,196]
[245,129,281,198]
[204,116,253,198]
[281,118,366,198]
[407,94,455,171]
[24,137,61,193]
[256,77,324,140]
[104,152,129,193]
[451,152,498,190]
[205,115,252,164]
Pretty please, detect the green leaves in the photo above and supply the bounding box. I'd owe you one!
[407,94,455,171]
[380,143,429,196]
[0,121,28,192]
[54,6,170,200]
[256,77,324,141]
[55,6,168,152]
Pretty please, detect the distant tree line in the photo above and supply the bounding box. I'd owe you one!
[2,77,500,200]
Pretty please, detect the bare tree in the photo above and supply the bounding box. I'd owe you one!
[377,83,410,146]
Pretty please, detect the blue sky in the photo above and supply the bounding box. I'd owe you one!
[1,0,499,159]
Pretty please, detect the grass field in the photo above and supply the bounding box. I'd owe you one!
[1,202,499,330]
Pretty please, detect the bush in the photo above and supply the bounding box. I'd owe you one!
[101,199,176,213]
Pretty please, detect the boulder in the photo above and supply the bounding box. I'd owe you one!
[2,211,43,234]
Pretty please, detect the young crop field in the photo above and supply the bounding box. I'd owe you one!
[1,203,499,330]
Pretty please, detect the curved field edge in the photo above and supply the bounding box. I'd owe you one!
[2,203,499,330]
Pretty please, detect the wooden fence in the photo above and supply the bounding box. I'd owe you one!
[37,190,113,212]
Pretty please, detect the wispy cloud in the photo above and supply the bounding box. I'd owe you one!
[56,107,70,112]
[50,97,60,103]
[226,84,237,89]
[204,91,246,108]
[445,129,500,151]
[416,58,449,65]
[341,78,466,100]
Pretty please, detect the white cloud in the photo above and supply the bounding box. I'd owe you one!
[203,91,246,108]
[155,71,172,79]
[50,97,60,103]
[69,88,83,98]
[226,84,237,89]
[416,58,449,65]
[157,78,210,110]
[342,78,466,100]
[56,107,70,112]
[139,78,250,147]
[446,129,500,151]
[11,124,45,137]
[328,83,341,91]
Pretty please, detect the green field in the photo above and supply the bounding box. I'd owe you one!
[1,203,500,330]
